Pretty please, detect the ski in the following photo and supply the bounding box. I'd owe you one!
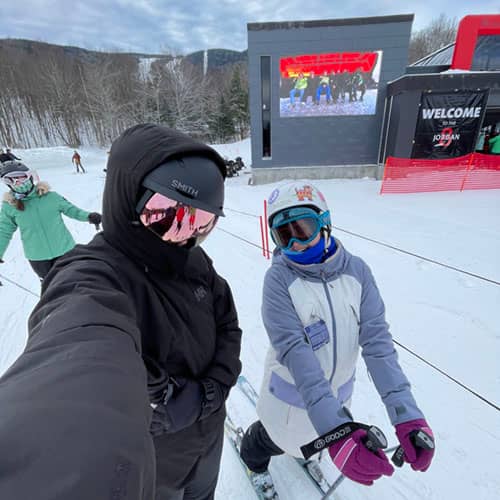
[224,411,280,499]
[236,375,333,495]
[295,457,331,495]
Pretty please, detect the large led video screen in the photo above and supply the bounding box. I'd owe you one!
[279,51,383,118]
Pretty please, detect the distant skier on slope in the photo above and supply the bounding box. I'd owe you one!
[0,125,242,500]
[0,160,101,279]
[71,149,86,173]
[239,181,434,490]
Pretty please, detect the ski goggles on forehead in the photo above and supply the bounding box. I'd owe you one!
[138,192,218,244]
[270,207,330,250]
[2,172,30,186]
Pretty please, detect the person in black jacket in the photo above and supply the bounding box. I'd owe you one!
[0,148,21,163]
[0,124,242,500]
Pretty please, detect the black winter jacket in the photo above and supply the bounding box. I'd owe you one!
[0,152,20,162]
[0,124,242,499]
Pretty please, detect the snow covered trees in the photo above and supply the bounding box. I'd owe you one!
[0,41,249,148]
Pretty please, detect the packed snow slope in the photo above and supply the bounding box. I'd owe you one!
[0,139,498,500]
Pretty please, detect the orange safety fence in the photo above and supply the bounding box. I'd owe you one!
[380,153,500,194]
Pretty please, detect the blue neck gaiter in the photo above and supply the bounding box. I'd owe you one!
[284,235,337,265]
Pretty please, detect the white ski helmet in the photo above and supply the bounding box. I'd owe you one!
[267,181,330,226]
[0,161,39,193]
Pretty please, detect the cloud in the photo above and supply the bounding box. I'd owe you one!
[1,0,497,54]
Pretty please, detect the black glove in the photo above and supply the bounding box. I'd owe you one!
[0,258,4,263]
[88,212,102,229]
[199,378,225,420]
[150,377,203,437]
[150,377,225,437]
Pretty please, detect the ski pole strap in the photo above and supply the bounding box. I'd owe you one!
[391,429,435,467]
[301,422,387,459]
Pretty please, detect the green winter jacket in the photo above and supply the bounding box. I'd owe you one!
[294,77,308,90]
[0,182,90,261]
[489,135,500,154]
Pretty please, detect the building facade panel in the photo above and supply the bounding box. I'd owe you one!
[247,15,413,180]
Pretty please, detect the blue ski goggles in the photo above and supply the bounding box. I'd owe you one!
[270,207,330,250]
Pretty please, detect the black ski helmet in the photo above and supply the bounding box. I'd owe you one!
[137,155,225,217]
[0,160,29,178]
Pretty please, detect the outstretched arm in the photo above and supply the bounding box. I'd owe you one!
[0,259,155,500]
[357,260,424,425]
[53,192,91,221]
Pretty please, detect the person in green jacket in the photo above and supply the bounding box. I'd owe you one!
[289,72,308,106]
[0,160,101,279]
[488,132,500,154]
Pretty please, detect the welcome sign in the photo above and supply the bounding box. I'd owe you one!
[411,90,489,158]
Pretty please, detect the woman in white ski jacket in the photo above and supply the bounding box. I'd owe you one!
[240,181,434,489]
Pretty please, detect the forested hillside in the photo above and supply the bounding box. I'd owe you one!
[0,39,249,148]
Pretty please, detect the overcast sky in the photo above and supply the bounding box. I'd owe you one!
[1,1,498,54]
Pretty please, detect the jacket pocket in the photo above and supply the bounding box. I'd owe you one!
[349,305,360,327]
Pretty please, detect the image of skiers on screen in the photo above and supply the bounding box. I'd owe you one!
[279,50,382,118]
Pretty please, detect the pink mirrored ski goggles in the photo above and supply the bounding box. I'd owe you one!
[139,192,218,244]
[2,171,30,186]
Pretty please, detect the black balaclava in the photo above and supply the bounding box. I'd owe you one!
[101,124,226,275]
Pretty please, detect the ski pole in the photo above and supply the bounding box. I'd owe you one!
[321,470,347,500]
[391,429,434,467]
[321,444,399,499]
[320,427,391,500]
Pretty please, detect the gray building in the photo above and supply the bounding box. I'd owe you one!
[247,15,414,184]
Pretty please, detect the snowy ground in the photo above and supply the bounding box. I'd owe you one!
[0,139,499,499]
[279,88,378,117]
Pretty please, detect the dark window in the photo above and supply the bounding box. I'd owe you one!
[471,35,500,71]
[261,56,271,157]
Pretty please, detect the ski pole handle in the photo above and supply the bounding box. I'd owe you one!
[391,445,406,467]
[363,425,388,452]
[413,429,435,450]
[391,429,435,467]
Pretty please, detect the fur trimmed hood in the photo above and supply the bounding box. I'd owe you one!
[3,181,50,205]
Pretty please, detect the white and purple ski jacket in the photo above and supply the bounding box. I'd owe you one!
[256,239,424,457]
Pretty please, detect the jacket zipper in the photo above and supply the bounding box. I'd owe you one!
[34,199,54,256]
[320,273,337,384]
